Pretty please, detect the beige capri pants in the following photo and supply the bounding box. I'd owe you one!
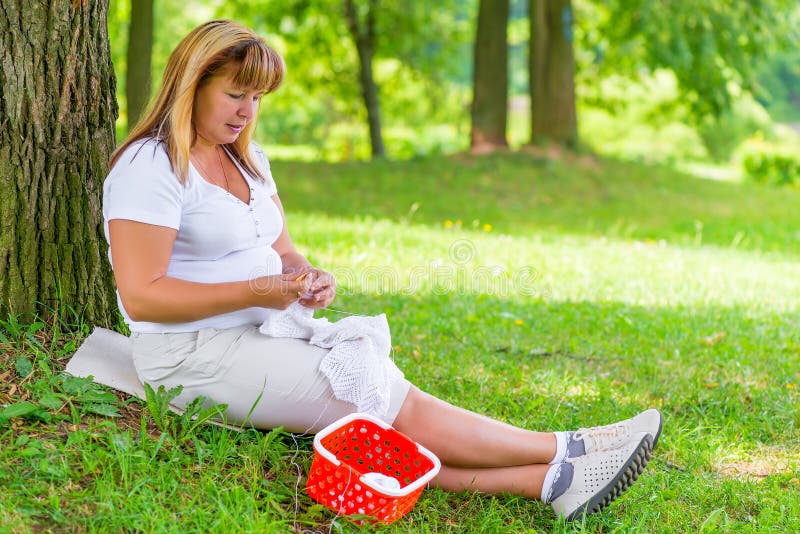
[131,325,412,434]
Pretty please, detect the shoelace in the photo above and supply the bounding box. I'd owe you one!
[574,422,630,450]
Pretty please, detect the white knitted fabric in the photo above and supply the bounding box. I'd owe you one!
[258,303,404,417]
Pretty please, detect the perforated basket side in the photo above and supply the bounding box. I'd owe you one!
[307,414,440,524]
[320,418,436,491]
[306,454,423,523]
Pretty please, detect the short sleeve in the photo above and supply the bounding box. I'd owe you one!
[250,142,278,196]
[103,140,183,230]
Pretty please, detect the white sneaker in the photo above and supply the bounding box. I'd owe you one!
[568,408,663,458]
[551,433,653,521]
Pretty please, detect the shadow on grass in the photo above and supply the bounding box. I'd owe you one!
[324,290,800,465]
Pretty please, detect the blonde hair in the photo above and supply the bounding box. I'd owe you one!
[111,19,285,183]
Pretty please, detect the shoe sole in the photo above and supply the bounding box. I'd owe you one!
[651,410,663,449]
[565,434,654,522]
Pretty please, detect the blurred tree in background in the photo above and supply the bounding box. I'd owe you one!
[471,0,509,153]
[225,0,472,160]
[529,0,577,147]
[126,0,153,131]
[107,0,799,166]
[111,0,472,160]
[343,0,385,157]
[756,50,800,123]
[581,0,799,161]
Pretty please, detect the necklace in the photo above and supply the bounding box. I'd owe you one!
[215,145,231,192]
[193,145,230,192]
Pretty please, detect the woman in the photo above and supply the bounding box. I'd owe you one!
[103,19,662,521]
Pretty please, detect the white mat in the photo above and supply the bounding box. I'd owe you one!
[65,327,240,430]
[65,327,145,399]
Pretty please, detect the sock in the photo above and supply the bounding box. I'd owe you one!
[541,462,574,504]
[550,431,569,464]
[566,432,586,460]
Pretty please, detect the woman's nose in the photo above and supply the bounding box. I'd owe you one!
[239,100,256,119]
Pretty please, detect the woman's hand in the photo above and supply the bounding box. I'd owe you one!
[250,274,311,310]
[288,267,336,309]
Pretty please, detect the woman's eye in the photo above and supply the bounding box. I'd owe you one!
[228,93,245,99]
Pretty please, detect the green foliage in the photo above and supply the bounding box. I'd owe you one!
[756,49,800,122]
[59,375,121,418]
[741,143,800,186]
[575,0,796,162]
[696,91,772,162]
[0,402,47,423]
[0,310,122,426]
[0,314,46,351]
[14,354,33,378]
[143,383,227,444]
[579,70,709,163]
[0,373,122,426]
[108,0,130,137]
[109,0,224,135]
[105,0,799,164]
[229,0,473,160]
[107,0,474,159]
[578,68,778,164]
[582,0,798,121]
[507,0,531,95]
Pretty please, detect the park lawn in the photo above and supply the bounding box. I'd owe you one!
[1,151,799,533]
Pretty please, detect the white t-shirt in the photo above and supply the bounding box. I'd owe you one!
[103,138,284,333]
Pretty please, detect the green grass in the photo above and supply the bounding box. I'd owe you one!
[2,152,800,532]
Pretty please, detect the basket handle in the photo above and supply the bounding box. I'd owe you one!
[405,442,442,492]
[356,442,442,497]
[313,413,443,495]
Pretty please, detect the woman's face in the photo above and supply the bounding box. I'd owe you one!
[193,66,263,146]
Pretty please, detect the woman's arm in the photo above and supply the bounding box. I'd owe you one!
[270,194,336,308]
[108,219,308,323]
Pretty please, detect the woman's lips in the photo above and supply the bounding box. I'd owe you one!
[227,124,244,133]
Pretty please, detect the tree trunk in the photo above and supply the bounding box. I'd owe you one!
[126,0,153,132]
[470,0,509,153]
[529,0,577,147]
[0,0,118,325]
[343,0,386,158]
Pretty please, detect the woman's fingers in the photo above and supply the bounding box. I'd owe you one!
[282,267,311,283]
[276,267,336,308]
[308,270,335,292]
[299,286,335,308]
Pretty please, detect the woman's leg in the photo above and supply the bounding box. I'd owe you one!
[432,464,550,499]
[392,386,556,468]
[132,327,365,433]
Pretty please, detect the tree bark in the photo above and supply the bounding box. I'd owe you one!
[343,0,386,158]
[529,0,577,147]
[470,0,509,153]
[126,0,153,132]
[0,0,118,325]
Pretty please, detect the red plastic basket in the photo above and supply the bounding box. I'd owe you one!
[306,413,441,524]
